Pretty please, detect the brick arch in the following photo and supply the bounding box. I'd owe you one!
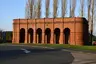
[19,28,25,43]
[36,28,42,43]
[63,28,71,44]
[54,28,60,44]
[45,28,51,44]
[28,28,34,43]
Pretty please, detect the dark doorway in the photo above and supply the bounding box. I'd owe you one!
[64,28,70,44]
[28,28,33,43]
[45,28,51,44]
[54,28,60,44]
[36,28,42,43]
[19,28,25,43]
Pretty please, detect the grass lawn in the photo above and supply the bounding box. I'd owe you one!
[31,44,96,51]
[0,43,96,51]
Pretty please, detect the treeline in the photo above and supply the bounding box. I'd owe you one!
[25,0,96,33]
[0,31,12,43]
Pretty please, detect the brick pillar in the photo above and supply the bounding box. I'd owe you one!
[76,32,83,45]
[59,32,63,44]
[35,19,37,44]
[25,31,28,44]
[16,32,19,43]
[63,33,65,44]
[28,34,30,43]
[15,22,19,44]
[42,32,45,44]
[70,32,75,45]
[17,19,20,44]
[36,34,38,44]
[25,19,28,44]
[33,31,36,44]
[52,18,54,44]
[12,24,15,43]
[50,32,53,44]
[27,33,29,43]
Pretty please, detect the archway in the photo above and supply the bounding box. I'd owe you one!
[36,28,42,43]
[28,28,33,43]
[45,28,51,44]
[19,28,25,43]
[54,28,60,44]
[64,28,70,44]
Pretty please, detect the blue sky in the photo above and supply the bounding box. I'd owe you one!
[0,0,96,35]
[0,0,26,31]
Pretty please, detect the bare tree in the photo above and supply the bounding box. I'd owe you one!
[70,0,72,17]
[62,0,67,17]
[70,0,76,17]
[88,0,91,28]
[25,0,34,19]
[80,0,84,17]
[33,0,38,18]
[37,0,41,18]
[90,0,94,43]
[88,0,91,18]
[25,1,30,19]
[46,0,50,18]
[53,0,58,18]
[29,0,34,19]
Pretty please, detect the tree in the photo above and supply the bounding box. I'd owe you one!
[90,0,94,43]
[37,0,41,18]
[0,29,3,42]
[70,0,76,17]
[80,0,84,17]
[46,0,50,18]
[53,0,58,18]
[62,0,67,17]
[25,1,30,19]
[29,0,34,19]
[33,0,38,18]
[88,0,91,32]
[25,0,34,19]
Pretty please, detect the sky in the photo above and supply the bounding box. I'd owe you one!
[0,0,26,31]
[0,0,96,35]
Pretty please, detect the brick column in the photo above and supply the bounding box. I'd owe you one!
[70,32,75,45]
[16,32,19,43]
[25,31,28,44]
[59,32,63,44]
[16,22,19,44]
[25,19,28,44]
[42,32,45,44]
[12,23,15,43]
[51,32,54,44]
[33,31,36,44]
[34,19,37,44]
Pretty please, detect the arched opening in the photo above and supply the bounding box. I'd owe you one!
[45,28,51,44]
[36,28,42,43]
[64,28,70,44]
[19,28,25,43]
[28,28,33,43]
[54,28,60,44]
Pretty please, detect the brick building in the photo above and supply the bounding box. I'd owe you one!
[12,17,88,45]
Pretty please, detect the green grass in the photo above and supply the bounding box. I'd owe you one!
[27,44,96,51]
[1,43,96,51]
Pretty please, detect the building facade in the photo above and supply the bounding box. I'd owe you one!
[12,17,88,45]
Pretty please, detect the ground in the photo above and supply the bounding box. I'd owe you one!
[0,44,96,64]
